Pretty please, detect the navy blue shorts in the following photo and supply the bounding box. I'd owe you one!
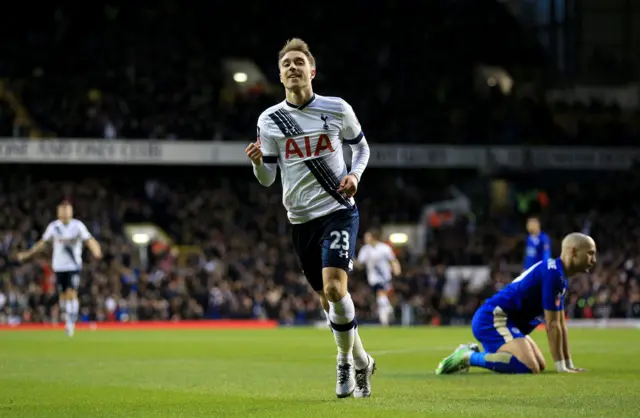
[371,281,392,293]
[56,271,81,293]
[471,304,535,353]
[291,207,359,292]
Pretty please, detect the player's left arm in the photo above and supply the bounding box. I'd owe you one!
[541,233,552,261]
[338,100,370,197]
[17,223,53,262]
[542,270,577,373]
[386,245,401,276]
[560,314,585,372]
[79,222,102,260]
[17,240,49,262]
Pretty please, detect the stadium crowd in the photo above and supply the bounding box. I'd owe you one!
[1,1,639,326]
[1,164,640,326]
[1,1,638,146]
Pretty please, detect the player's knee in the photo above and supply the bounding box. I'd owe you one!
[324,280,345,302]
[322,268,347,302]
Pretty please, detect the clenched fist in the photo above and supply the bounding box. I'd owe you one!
[337,174,358,198]
[245,142,263,165]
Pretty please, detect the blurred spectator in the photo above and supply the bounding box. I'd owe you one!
[0,165,639,325]
[2,1,637,145]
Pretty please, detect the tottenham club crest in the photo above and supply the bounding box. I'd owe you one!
[320,114,329,130]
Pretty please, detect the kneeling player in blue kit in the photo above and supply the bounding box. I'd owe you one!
[436,232,596,375]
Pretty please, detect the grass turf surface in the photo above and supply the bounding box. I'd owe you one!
[0,327,638,417]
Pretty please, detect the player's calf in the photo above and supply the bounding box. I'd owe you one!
[525,335,546,372]
[323,268,357,398]
[436,339,539,375]
[317,290,371,379]
[63,289,80,337]
[477,338,541,374]
[376,290,392,326]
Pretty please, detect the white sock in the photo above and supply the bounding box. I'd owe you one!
[377,294,391,326]
[328,293,356,363]
[325,308,369,369]
[66,299,79,326]
[351,326,369,370]
[71,298,79,318]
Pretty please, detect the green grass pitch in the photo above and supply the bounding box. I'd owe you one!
[0,327,639,417]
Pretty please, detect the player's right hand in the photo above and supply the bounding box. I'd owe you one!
[16,252,29,263]
[245,142,263,165]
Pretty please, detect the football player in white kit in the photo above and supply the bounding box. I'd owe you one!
[355,229,401,326]
[245,38,374,399]
[18,201,102,336]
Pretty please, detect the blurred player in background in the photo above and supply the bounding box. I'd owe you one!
[245,38,374,398]
[18,201,102,336]
[523,216,551,269]
[355,229,401,326]
[435,232,595,375]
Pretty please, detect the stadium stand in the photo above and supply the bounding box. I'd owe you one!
[2,165,640,326]
[2,1,637,145]
[1,1,640,327]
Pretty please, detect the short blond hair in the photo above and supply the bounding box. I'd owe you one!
[278,38,316,68]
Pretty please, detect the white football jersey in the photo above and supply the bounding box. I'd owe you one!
[42,219,92,272]
[257,94,364,224]
[357,242,395,286]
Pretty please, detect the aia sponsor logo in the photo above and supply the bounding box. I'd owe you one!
[285,134,334,159]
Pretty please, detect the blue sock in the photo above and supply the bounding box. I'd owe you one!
[469,352,531,374]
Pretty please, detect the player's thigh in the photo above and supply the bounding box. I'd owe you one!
[320,207,359,299]
[291,223,324,292]
[472,307,540,373]
[56,272,74,297]
[299,252,324,293]
[497,338,541,373]
[525,335,546,371]
[320,207,359,272]
[67,272,80,297]
[471,306,505,352]
[499,318,544,373]
[372,282,390,298]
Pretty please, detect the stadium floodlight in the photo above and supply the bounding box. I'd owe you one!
[389,233,409,245]
[233,72,248,83]
[475,65,513,95]
[132,233,150,245]
[222,59,270,92]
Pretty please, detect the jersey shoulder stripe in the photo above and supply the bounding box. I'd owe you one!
[269,108,304,137]
[306,95,344,115]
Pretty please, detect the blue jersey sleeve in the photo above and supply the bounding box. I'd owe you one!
[541,233,552,261]
[541,267,564,311]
